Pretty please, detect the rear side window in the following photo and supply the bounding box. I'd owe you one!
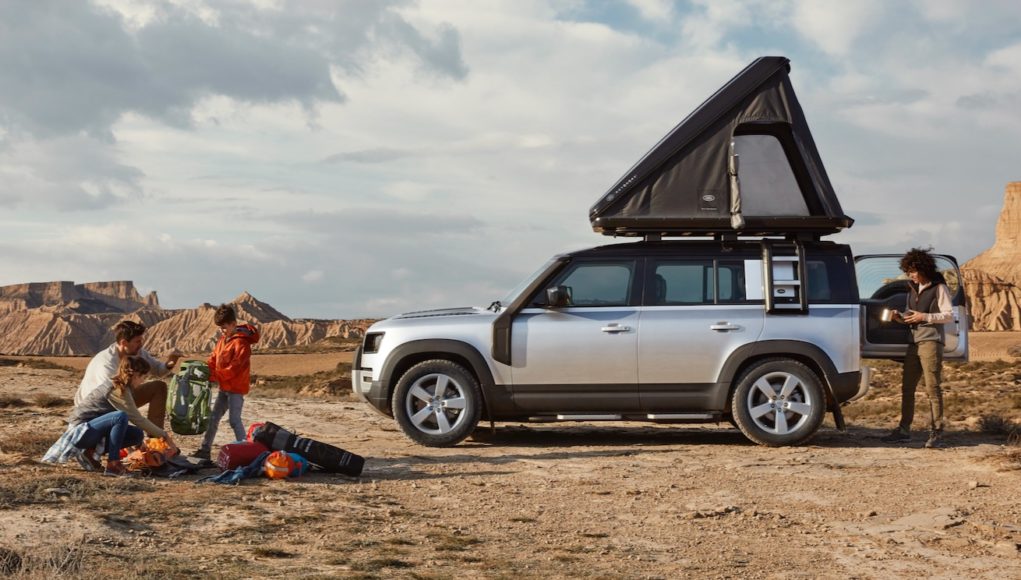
[741,253,856,304]
[717,261,747,303]
[650,260,714,305]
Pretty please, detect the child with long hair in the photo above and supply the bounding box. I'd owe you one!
[51,356,177,475]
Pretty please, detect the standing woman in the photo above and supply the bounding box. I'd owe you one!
[44,356,175,475]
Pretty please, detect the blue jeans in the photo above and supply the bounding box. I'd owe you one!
[75,411,145,461]
[200,390,246,452]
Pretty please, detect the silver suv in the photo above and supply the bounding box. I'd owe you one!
[352,56,969,447]
[352,242,969,447]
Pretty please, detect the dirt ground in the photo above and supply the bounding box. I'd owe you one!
[1,353,1020,578]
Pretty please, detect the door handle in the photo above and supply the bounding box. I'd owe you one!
[601,324,631,333]
[710,323,741,332]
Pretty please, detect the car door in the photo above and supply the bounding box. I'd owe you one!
[855,254,969,360]
[638,256,765,411]
[510,258,641,412]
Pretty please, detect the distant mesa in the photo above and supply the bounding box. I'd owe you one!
[963,182,1021,331]
[0,281,372,356]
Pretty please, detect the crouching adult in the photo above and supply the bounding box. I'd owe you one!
[74,320,182,431]
[45,356,176,475]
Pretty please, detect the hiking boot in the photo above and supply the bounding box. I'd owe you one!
[103,459,134,478]
[924,432,944,449]
[191,448,211,461]
[880,428,911,443]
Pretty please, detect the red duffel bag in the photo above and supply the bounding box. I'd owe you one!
[216,441,270,471]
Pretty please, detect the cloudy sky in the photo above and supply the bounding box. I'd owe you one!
[1,0,1019,318]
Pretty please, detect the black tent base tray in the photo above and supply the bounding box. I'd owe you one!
[591,216,851,239]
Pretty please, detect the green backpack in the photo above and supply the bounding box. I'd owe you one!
[166,360,212,435]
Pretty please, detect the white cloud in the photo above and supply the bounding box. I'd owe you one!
[790,0,883,56]
[301,270,324,283]
[1,0,1019,317]
[626,0,675,22]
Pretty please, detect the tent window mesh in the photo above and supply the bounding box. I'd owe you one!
[733,134,809,216]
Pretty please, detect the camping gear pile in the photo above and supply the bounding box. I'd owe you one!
[197,421,364,485]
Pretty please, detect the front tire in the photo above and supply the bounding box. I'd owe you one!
[731,358,826,447]
[393,360,482,447]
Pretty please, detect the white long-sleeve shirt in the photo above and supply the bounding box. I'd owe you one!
[908,282,954,324]
[72,344,171,407]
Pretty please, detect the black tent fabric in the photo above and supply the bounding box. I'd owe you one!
[589,56,853,238]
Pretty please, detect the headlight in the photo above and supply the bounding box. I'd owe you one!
[363,332,384,353]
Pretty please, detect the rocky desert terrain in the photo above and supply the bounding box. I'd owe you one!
[2,181,1021,578]
[1,341,1020,579]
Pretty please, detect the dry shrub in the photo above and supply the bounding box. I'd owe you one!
[0,430,63,457]
[0,358,76,372]
[0,540,86,578]
[32,393,72,408]
[979,414,1018,436]
[0,474,152,509]
[252,362,354,400]
[0,395,29,409]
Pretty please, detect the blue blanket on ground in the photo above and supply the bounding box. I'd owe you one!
[195,451,269,485]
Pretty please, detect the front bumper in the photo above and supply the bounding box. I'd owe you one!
[351,347,392,417]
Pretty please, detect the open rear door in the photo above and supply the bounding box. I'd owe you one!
[855,254,969,360]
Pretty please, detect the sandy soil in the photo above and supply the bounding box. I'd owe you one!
[1,361,1020,578]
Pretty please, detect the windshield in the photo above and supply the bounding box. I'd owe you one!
[501,258,557,306]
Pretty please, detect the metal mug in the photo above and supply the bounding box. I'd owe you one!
[880,308,895,322]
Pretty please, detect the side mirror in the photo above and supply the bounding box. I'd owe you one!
[544,285,572,308]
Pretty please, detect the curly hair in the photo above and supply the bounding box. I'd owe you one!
[111,355,151,395]
[899,247,939,280]
[214,303,237,326]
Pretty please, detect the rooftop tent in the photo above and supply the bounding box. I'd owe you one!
[589,56,853,238]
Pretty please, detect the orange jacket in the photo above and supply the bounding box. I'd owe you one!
[207,324,260,395]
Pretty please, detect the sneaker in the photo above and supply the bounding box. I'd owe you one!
[881,428,911,443]
[924,432,944,449]
[103,459,135,478]
[191,448,211,460]
[77,448,103,471]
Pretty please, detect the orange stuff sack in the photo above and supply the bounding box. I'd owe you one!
[122,438,177,471]
[123,449,166,471]
[144,437,178,459]
[263,451,294,480]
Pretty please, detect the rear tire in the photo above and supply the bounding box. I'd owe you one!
[393,360,482,447]
[731,358,826,447]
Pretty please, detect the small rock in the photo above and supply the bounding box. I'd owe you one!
[968,481,989,489]
[993,541,1020,556]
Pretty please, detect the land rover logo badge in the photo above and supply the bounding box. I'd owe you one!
[702,194,716,202]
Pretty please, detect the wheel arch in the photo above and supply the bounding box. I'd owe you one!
[716,340,841,414]
[379,340,496,417]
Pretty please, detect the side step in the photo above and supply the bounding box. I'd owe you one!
[526,413,719,422]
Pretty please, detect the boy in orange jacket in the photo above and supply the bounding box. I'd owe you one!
[193,304,260,460]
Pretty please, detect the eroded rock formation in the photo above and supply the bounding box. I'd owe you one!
[963,182,1021,331]
[0,281,370,355]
